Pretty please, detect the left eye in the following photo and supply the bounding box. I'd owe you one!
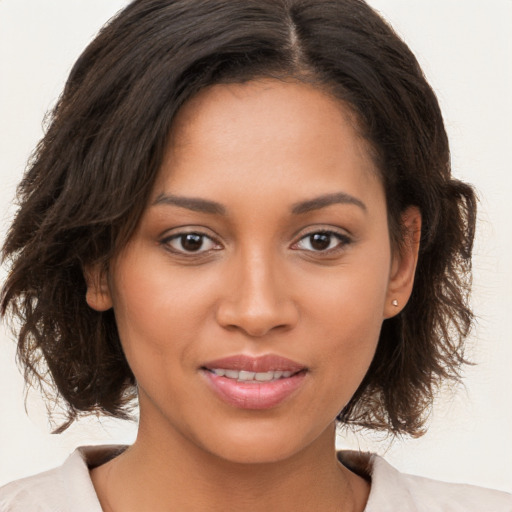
[164,233,218,253]
[295,231,348,252]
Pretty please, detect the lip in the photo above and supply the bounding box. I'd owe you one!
[202,354,305,373]
[201,354,307,410]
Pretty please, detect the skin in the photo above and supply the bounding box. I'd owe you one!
[87,79,421,511]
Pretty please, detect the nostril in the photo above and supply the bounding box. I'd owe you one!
[216,305,297,337]
[215,272,299,336]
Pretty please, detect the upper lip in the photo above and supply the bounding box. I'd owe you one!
[202,354,306,373]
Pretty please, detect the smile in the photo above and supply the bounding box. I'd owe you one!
[208,369,295,382]
[201,354,307,410]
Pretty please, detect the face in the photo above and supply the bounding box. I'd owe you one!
[87,79,418,464]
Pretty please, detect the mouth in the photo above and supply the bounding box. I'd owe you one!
[206,368,298,382]
[200,354,307,410]
[202,354,306,373]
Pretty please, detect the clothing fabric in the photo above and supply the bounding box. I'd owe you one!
[1,445,511,511]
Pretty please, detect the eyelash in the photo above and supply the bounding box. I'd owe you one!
[161,231,222,255]
[160,229,352,256]
[292,230,352,254]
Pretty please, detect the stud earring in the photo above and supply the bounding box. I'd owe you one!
[392,299,399,307]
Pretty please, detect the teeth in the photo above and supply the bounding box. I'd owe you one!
[238,370,255,381]
[254,372,273,382]
[209,369,295,382]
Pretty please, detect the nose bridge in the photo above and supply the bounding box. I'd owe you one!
[216,243,297,336]
[240,247,278,304]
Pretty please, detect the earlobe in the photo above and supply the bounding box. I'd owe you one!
[384,206,421,319]
[84,263,113,312]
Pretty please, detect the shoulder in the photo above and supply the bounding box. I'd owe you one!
[0,464,66,512]
[339,450,512,512]
[0,445,122,512]
[368,455,512,512]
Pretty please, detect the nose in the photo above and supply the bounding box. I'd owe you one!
[215,250,299,338]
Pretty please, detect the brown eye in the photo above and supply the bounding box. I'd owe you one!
[309,233,331,251]
[180,233,204,251]
[165,232,218,254]
[295,231,350,252]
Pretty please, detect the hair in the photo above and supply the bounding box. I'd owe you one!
[1,0,476,436]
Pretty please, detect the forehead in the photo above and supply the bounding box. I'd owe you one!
[154,79,381,209]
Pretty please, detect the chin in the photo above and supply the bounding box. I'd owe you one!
[195,419,328,466]
[210,442,301,466]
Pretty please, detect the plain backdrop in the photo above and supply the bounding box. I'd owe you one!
[1,0,511,493]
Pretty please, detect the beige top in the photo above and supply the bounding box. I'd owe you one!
[1,446,511,511]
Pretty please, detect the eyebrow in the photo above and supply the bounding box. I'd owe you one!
[152,191,366,216]
[291,192,367,214]
[152,193,226,215]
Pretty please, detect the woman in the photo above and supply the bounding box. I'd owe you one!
[1,0,511,510]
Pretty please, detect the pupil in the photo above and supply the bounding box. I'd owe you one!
[182,233,203,251]
[310,233,330,251]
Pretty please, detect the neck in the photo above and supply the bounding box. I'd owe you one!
[91,413,369,512]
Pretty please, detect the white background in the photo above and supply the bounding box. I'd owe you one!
[1,0,511,493]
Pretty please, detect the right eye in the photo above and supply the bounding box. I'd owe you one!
[162,232,219,254]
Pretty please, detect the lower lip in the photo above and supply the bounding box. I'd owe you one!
[202,370,307,410]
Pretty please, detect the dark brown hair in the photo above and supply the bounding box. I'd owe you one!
[1,0,476,435]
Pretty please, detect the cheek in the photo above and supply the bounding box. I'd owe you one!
[306,250,390,322]
[109,255,237,396]
[309,300,383,415]
[301,249,391,373]
[109,252,208,362]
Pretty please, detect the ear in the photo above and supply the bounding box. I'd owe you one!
[84,263,113,312]
[384,206,421,319]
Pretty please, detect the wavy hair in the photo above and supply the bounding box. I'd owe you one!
[1,0,476,435]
